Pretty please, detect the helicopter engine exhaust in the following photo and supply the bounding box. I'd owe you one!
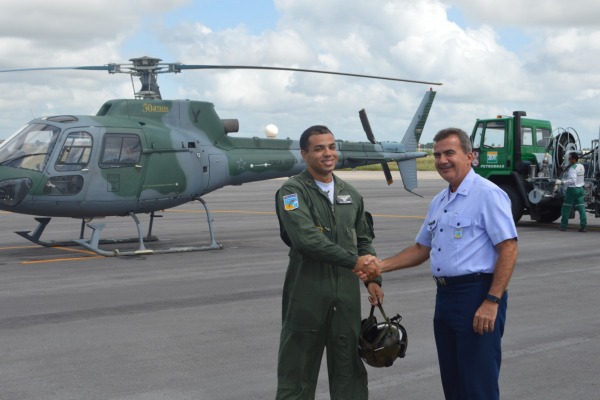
[222,119,239,134]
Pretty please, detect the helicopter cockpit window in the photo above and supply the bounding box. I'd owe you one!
[99,134,141,167]
[55,131,92,172]
[0,123,59,171]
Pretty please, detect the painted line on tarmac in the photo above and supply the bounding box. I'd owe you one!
[0,245,103,264]
[7,209,425,263]
[372,213,426,219]
[166,209,275,215]
[165,209,426,219]
[0,245,39,251]
[504,336,591,359]
[21,255,104,264]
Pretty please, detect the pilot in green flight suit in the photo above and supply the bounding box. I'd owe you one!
[275,125,382,400]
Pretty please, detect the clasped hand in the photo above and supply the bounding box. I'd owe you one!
[353,254,381,281]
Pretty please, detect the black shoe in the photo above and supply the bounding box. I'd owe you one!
[560,227,567,231]
[579,227,586,232]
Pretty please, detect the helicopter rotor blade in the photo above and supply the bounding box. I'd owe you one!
[358,109,394,185]
[0,65,115,73]
[0,57,442,101]
[1,60,443,86]
[175,64,443,86]
[359,109,377,144]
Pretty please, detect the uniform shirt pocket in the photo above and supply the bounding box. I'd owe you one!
[447,216,472,245]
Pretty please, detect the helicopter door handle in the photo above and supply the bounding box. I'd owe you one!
[135,164,143,170]
[81,168,89,172]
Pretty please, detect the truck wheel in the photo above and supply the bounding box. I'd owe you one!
[534,206,562,223]
[499,184,524,223]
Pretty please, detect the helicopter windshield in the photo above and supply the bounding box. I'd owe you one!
[0,124,60,171]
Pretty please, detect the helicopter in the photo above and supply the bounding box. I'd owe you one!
[0,56,440,256]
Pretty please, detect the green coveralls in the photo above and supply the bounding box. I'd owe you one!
[275,170,378,400]
[560,163,587,230]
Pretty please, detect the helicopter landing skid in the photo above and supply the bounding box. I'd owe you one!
[15,217,160,248]
[73,198,223,256]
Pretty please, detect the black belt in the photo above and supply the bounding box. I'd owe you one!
[433,273,493,287]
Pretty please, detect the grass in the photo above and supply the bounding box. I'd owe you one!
[346,153,436,172]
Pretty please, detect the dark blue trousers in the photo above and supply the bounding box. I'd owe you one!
[433,280,507,400]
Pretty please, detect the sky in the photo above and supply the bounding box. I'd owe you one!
[2,0,600,147]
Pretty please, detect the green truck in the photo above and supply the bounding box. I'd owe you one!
[470,111,599,223]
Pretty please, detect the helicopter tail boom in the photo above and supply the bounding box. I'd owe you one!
[396,89,436,193]
[351,90,436,192]
[402,89,437,152]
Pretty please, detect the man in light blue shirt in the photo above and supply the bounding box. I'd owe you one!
[415,165,518,278]
[364,128,518,400]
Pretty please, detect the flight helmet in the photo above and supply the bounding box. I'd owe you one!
[358,304,407,368]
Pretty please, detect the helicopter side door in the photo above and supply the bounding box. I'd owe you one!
[30,127,98,217]
[82,129,146,216]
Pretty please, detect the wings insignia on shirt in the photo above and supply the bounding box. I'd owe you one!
[336,195,353,204]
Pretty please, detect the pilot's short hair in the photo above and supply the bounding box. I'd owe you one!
[433,128,472,154]
[300,125,333,152]
[569,152,580,162]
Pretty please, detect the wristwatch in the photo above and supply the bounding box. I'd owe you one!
[486,293,501,304]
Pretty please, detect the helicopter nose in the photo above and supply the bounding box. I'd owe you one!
[0,177,32,207]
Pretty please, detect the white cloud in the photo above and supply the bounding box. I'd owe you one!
[445,0,600,27]
[163,0,544,141]
[0,0,189,66]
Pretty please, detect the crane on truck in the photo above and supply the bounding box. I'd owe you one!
[470,111,600,224]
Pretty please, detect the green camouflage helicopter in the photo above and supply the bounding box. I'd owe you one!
[0,56,440,256]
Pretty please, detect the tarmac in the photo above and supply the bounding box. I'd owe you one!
[0,171,598,399]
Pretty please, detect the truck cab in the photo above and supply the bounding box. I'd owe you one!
[470,112,562,223]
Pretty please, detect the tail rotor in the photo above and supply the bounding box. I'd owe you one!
[359,109,394,185]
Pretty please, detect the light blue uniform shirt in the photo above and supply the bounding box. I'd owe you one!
[416,169,518,277]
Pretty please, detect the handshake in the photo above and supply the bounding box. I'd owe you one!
[353,254,381,281]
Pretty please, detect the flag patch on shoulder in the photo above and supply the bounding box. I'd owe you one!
[283,193,299,211]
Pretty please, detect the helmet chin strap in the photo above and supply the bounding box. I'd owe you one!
[375,303,391,323]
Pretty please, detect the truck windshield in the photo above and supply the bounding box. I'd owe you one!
[0,124,60,171]
[482,121,506,148]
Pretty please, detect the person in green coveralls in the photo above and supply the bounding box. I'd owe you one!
[275,125,382,400]
[558,152,587,232]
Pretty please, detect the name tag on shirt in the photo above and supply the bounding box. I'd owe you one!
[336,195,353,204]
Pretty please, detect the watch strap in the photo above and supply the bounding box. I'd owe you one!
[486,293,501,304]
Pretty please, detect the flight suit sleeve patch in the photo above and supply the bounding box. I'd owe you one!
[283,193,299,211]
